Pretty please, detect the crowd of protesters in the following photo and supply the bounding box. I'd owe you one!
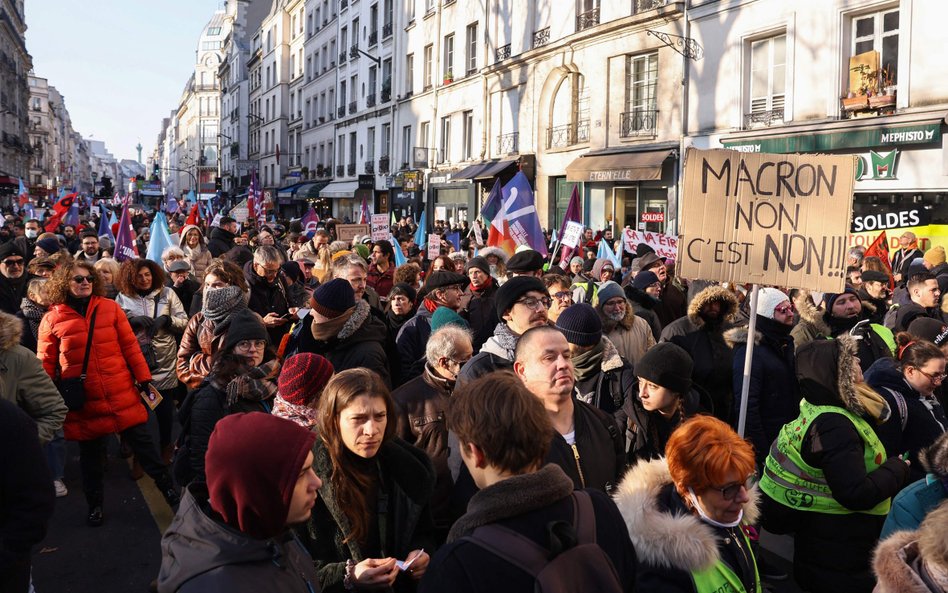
[3,206,948,593]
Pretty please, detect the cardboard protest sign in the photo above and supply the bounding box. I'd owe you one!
[561,221,584,249]
[371,214,390,241]
[678,148,855,293]
[336,224,369,242]
[428,233,441,260]
[622,229,678,260]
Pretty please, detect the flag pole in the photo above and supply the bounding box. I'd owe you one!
[737,284,760,438]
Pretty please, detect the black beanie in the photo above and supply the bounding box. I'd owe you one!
[223,309,270,351]
[389,282,417,303]
[465,256,490,276]
[822,286,860,312]
[0,242,22,260]
[311,278,356,319]
[635,342,693,395]
[555,304,602,347]
[495,276,547,318]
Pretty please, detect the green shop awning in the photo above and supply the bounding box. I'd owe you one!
[721,121,943,154]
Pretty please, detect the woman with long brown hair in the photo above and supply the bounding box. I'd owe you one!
[303,368,435,592]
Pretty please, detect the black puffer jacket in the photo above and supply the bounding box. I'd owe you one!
[298,300,392,387]
[573,337,635,429]
[726,316,800,466]
[761,336,910,593]
[622,382,705,465]
[243,260,292,346]
[624,286,662,341]
[545,398,625,494]
[206,226,236,258]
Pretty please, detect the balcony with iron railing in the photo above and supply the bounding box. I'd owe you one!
[533,27,550,48]
[496,132,519,155]
[547,121,590,149]
[336,165,345,177]
[381,85,391,103]
[368,31,378,46]
[382,22,393,39]
[349,45,360,60]
[340,0,348,9]
[495,44,511,62]
[379,156,390,174]
[365,160,375,174]
[366,93,376,107]
[337,106,346,118]
[339,51,347,64]
[744,108,784,128]
[619,109,658,138]
[347,163,356,176]
[349,100,357,114]
[576,7,600,31]
[634,0,670,12]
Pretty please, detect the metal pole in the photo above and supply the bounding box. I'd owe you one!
[737,284,760,438]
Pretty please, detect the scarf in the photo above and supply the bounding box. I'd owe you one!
[469,277,493,294]
[223,359,281,408]
[203,285,247,335]
[65,294,91,317]
[855,382,891,424]
[422,297,440,314]
[572,340,605,382]
[311,306,357,341]
[492,322,521,358]
[20,297,46,339]
[272,394,320,429]
[386,308,412,331]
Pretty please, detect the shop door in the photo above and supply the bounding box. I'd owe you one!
[614,187,638,230]
[638,188,667,234]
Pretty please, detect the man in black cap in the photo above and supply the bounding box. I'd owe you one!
[505,249,545,278]
[0,243,30,315]
[857,269,891,325]
[459,276,550,383]
[459,256,499,351]
[396,270,467,382]
[167,259,200,314]
[207,216,238,258]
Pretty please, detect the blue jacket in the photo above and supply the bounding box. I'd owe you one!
[395,305,433,382]
[880,473,948,539]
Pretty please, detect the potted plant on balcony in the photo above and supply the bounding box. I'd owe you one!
[443,70,454,85]
[869,66,896,110]
[842,64,872,114]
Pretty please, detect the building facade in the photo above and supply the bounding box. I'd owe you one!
[0,0,32,197]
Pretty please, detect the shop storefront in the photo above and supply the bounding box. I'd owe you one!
[428,176,474,228]
[278,181,331,220]
[454,155,536,223]
[564,145,678,235]
[721,115,948,250]
[319,180,358,222]
[389,170,424,221]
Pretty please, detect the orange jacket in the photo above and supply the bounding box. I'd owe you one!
[37,296,151,441]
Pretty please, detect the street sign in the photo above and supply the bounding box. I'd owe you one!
[236,159,255,171]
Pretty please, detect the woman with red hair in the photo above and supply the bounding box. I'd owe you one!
[614,415,761,593]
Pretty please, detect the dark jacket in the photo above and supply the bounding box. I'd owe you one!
[420,464,636,593]
[889,300,944,333]
[546,398,625,493]
[726,316,800,466]
[395,305,434,383]
[166,276,201,316]
[207,226,237,258]
[654,280,687,327]
[573,337,635,429]
[392,366,456,530]
[865,356,948,483]
[158,484,321,593]
[299,300,392,387]
[625,286,662,341]
[180,381,272,485]
[793,296,895,371]
[857,289,889,325]
[459,280,499,353]
[0,273,30,316]
[243,260,292,346]
[614,458,760,593]
[622,384,704,466]
[457,323,518,385]
[664,286,739,422]
[0,399,54,581]
[761,335,910,593]
[932,261,948,295]
[302,437,436,593]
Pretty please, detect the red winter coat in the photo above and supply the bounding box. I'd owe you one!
[37,296,152,441]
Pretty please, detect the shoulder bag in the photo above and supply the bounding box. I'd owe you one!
[58,308,99,411]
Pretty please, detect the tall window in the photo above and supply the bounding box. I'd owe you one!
[750,35,786,114]
[443,34,455,79]
[623,52,658,136]
[348,132,357,166]
[852,8,899,86]
[401,125,412,167]
[462,111,474,160]
[367,127,375,161]
[420,121,430,148]
[439,116,450,163]
[423,44,433,90]
[466,23,477,75]
[406,54,414,94]
[381,123,391,157]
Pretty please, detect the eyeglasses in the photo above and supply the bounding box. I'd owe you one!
[2,258,23,267]
[713,474,757,501]
[774,304,795,315]
[916,368,947,384]
[551,291,573,302]
[235,339,267,351]
[449,357,471,367]
[71,275,92,284]
[516,296,552,310]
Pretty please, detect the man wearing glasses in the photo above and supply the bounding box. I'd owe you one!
[0,243,30,315]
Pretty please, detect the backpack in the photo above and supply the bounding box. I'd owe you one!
[461,490,624,593]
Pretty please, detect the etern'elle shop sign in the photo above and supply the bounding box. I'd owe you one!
[678,148,856,293]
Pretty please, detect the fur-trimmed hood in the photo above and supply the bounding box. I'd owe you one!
[0,310,23,351]
[873,528,948,593]
[600,336,624,373]
[793,290,831,336]
[795,333,866,415]
[478,246,509,264]
[687,286,739,328]
[612,458,760,573]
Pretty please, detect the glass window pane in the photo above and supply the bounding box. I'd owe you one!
[883,11,899,32]
[751,68,768,98]
[855,16,874,39]
[882,36,899,83]
[772,64,785,95]
[855,39,873,55]
[773,35,786,66]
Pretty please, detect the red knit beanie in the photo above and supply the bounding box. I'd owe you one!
[278,353,335,406]
[206,413,316,539]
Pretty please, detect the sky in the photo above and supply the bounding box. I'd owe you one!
[26,0,225,162]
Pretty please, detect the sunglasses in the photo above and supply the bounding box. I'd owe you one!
[2,258,24,266]
[71,275,93,284]
[714,474,757,500]
[774,304,795,315]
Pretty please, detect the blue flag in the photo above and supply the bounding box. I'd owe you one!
[597,237,621,269]
[414,210,427,247]
[164,192,179,214]
[145,212,174,266]
[187,189,197,204]
[109,210,118,226]
[446,232,460,252]
[64,202,80,227]
[501,171,548,256]
[301,207,320,238]
[98,205,115,244]
[391,233,407,267]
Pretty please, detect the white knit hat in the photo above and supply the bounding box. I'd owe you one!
[756,287,790,319]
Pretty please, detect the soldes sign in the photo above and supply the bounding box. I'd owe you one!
[851,208,929,232]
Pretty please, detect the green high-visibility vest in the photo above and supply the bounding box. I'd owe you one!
[759,399,890,516]
[691,528,761,593]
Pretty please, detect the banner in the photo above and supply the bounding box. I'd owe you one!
[850,224,946,252]
[336,224,369,243]
[301,207,320,237]
[622,229,679,260]
[561,221,585,249]
[678,148,856,293]
[371,214,389,241]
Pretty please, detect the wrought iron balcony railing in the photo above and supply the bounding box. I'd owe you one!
[547,121,590,149]
[576,8,600,31]
[533,27,550,49]
[496,132,519,155]
[619,109,658,137]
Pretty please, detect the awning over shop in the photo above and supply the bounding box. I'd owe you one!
[302,180,331,199]
[319,180,359,198]
[566,149,672,182]
[277,182,305,198]
[453,158,519,180]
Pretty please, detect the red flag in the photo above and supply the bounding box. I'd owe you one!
[864,230,894,289]
[44,192,78,232]
[185,204,200,226]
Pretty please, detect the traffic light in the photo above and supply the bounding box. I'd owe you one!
[153,163,160,176]
[100,176,113,197]
[215,176,222,192]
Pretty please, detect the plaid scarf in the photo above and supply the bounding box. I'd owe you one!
[224,359,281,408]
